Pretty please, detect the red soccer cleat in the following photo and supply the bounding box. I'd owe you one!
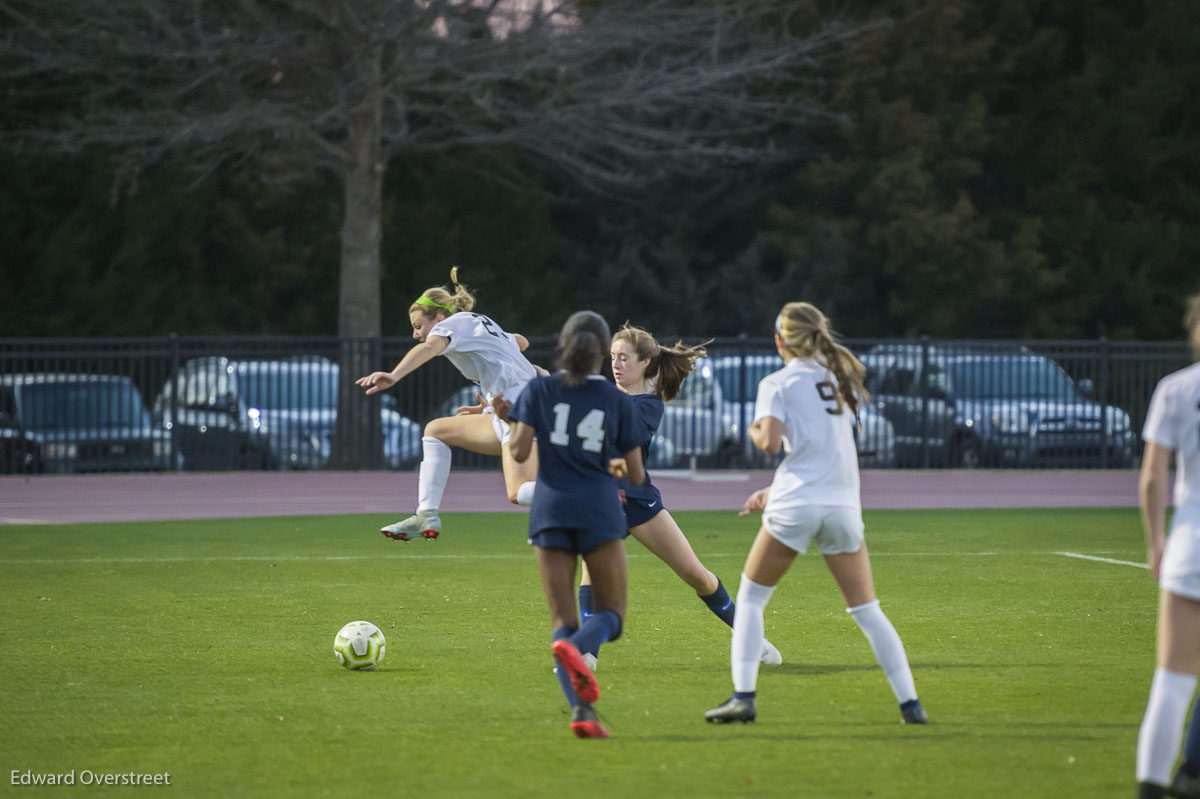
[552,640,600,704]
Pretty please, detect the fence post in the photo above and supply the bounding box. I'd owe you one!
[919,335,931,468]
[1098,335,1110,469]
[737,332,748,467]
[169,332,181,472]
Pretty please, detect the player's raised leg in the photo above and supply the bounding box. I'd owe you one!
[630,510,782,665]
[380,414,499,541]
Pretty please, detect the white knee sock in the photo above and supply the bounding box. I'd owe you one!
[1137,667,1198,784]
[732,575,776,694]
[417,436,452,511]
[848,599,918,704]
[516,481,536,507]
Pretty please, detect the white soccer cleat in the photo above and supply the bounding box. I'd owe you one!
[380,509,441,541]
[582,652,598,672]
[759,639,783,666]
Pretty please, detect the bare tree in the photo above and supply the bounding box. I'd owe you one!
[1,0,855,467]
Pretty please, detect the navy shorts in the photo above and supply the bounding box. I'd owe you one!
[623,485,665,529]
[529,525,629,555]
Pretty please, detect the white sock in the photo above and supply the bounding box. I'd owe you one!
[1137,667,1198,784]
[516,481,536,506]
[417,436,452,512]
[731,575,775,694]
[848,599,918,704]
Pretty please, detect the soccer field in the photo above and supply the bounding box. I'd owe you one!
[0,507,1154,797]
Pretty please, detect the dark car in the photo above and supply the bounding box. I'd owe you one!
[0,373,178,473]
[865,348,1135,468]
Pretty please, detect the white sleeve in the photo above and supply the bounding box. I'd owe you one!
[429,314,468,355]
[1142,378,1177,449]
[753,376,785,424]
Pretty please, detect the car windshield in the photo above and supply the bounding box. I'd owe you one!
[712,359,778,403]
[237,366,338,410]
[945,359,1080,401]
[20,381,150,429]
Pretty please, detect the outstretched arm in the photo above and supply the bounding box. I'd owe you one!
[356,335,449,394]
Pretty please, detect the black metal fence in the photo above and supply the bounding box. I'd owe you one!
[0,334,1190,474]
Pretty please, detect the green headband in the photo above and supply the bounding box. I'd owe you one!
[415,295,454,315]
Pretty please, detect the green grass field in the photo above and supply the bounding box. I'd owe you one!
[0,507,1157,797]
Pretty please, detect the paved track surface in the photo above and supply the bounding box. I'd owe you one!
[0,469,1148,525]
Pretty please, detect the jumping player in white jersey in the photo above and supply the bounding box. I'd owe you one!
[355,268,541,541]
[705,301,927,725]
[1135,293,1200,799]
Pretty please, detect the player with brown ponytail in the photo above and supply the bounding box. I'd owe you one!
[574,324,781,669]
[705,302,926,726]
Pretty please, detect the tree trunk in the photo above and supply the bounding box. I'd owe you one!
[329,89,386,470]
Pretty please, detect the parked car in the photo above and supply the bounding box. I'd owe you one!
[155,357,422,470]
[0,373,178,473]
[864,347,1135,468]
[434,384,680,469]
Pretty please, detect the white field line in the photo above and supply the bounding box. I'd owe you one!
[1056,551,1148,570]
[0,550,1137,566]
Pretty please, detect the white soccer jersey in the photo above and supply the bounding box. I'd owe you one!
[428,312,537,402]
[754,357,861,511]
[1143,360,1200,526]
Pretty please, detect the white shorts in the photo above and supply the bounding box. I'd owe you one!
[489,410,514,447]
[1161,520,1200,601]
[762,504,864,555]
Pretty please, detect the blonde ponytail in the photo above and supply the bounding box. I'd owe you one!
[776,302,868,416]
[410,266,477,319]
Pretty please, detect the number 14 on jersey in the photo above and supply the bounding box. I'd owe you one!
[549,403,606,453]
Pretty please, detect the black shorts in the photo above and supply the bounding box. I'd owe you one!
[529,525,629,555]
[623,485,665,529]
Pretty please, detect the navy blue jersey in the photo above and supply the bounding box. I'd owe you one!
[618,393,663,502]
[509,374,642,536]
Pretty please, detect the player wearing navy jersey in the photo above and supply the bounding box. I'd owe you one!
[1135,294,1200,799]
[496,311,645,739]
[705,302,925,726]
[574,325,781,668]
[356,268,542,541]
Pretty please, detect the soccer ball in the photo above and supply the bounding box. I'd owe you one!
[333,620,386,670]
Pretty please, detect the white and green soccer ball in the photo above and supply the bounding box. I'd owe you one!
[333,620,386,670]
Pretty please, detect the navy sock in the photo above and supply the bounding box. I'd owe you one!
[699,579,736,627]
[572,609,622,658]
[734,691,756,701]
[578,585,594,623]
[552,625,582,707]
[1183,698,1200,775]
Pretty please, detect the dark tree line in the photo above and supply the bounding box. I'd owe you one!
[2,0,1198,343]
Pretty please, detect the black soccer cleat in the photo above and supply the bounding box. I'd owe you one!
[900,698,928,725]
[569,702,610,738]
[1170,762,1200,799]
[705,696,756,724]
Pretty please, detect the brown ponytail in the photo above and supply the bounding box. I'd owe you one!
[612,323,709,402]
[777,302,869,416]
[557,311,611,387]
